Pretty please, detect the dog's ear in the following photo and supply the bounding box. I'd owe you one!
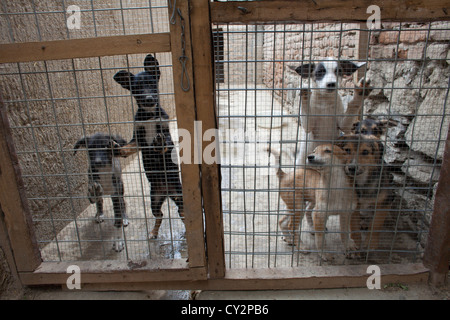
[114,70,135,91]
[144,54,161,81]
[335,135,350,149]
[339,61,366,76]
[332,145,347,158]
[73,136,90,155]
[370,139,384,159]
[289,64,315,78]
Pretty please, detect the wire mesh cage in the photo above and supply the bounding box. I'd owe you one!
[0,1,187,262]
[214,22,449,268]
[1,0,449,277]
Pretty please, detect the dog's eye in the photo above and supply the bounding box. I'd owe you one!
[324,149,332,154]
[345,148,351,154]
[361,129,368,134]
[362,149,370,156]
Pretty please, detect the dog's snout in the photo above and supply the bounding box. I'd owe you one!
[307,155,315,162]
[326,82,336,89]
[145,95,157,104]
[347,164,357,174]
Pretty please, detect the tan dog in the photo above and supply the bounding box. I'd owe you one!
[269,144,359,260]
[267,147,320,246]
[336,134,394,251]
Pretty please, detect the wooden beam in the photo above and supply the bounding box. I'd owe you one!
[190,0,226,279]
[63,263,429,291]
[19,260,207,285]
[0,207,22,288]
[168,0,207,269]
[210,0,450,24]
[423,122,450,286]
[0,95,41,272]
[0,33,171,64]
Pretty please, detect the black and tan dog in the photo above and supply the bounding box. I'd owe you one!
[352,117,397,139]
[336,134,394,251]
[114,54,184,239]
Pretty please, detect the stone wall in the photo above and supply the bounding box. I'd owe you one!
[262,22,450,240]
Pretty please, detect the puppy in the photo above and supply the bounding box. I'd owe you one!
[266,147,320,246]
[336,134,394,251]
[114,54,184,239]
[290,58,371,165]
[269,145,358,260]
[352,117,397,139]
[73,133,129,252]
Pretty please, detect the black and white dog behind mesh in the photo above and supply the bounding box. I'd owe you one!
[113,54,184,239]
[73,133,129,252]
[290,58,372,165]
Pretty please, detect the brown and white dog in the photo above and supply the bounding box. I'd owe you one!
[336,134,394,251]
[268,144,359,261]
[290,58,372,165]
[267,147,319,247]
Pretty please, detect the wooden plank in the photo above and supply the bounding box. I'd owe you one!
[0,33,171,64]
[356,22,370,81]
[210,0,450,24]
[190,0,226,279]
[168,0,206,269]
[19,260,207,285]
[0,95,41,272]
[423,122,450,286]
[68,263,429,291]
[0,207,22,287]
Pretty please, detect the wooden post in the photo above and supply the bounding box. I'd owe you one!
[168,0,206,269]
[0,95,41,272]
[190,0,226,279]
[356,22,369,81]
[423,123,450,287]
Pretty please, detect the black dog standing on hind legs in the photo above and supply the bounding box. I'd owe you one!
[114,54,184,239]
[73,133,129,252]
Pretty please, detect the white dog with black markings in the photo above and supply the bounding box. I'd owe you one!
[291,58,372,165]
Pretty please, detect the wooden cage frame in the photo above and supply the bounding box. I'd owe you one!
[0,0,448,290]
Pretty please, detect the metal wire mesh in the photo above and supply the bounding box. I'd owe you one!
[0,1,187,262]
[214,22,449,268]
[0,1,449,271]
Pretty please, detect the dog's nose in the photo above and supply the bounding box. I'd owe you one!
[347,165,357,174]
[326,82,336,89]
[307,155,315,162]
[145,95,158,105]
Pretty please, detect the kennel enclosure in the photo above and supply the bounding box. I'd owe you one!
[0,0,449,290]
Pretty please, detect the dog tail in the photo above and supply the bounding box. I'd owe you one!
[266,147,285,180]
